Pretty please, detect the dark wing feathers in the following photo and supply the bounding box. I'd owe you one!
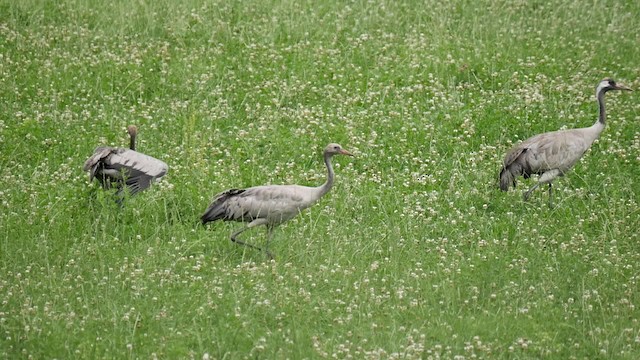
[119,175,150,196]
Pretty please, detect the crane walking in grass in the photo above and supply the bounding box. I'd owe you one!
[201,143,354,259]
[499,78,632,207]
[83,125,168,199]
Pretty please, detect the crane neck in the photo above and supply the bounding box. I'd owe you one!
[596,87,607,126]
[583,87,608,144]
[317,151,335,198]
[129,134,137,151]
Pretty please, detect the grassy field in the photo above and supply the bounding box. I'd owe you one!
[1,0,639,358]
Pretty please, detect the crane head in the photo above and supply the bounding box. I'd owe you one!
[325,143,353,157]
[127,125,138,137]
[598,78,632,94]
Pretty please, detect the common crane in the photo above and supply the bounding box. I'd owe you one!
[499,78,632,207]
[83,125,168,199]
[201,143,353,259]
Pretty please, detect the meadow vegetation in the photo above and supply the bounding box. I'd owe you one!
[1,0,639,358]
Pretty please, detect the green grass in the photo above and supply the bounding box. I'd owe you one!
[1,0,640,358]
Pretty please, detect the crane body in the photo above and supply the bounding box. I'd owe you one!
[84,125,168,198]
[202,143,353,259]
[499,78,632,206]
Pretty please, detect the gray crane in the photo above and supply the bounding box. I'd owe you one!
[201,143,354,259]
[499,78,632,207]
[83,125,168,199]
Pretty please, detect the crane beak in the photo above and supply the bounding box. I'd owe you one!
[340,149,354,156]
[615,84,632,91]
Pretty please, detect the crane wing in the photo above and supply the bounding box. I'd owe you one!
[106,149,168,178]
[202,185,312,224]
[516,130,590,172]
[102,149,168,196]
[540,136,589,171]
[237,186,309,219]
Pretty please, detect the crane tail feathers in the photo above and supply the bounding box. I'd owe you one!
[499,166,517,191]
[201,205,221,224]
[201,188,246,224]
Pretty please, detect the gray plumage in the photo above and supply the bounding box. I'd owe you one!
[202,143,354,259]
[83,125,168,197]
[499,78,632,206]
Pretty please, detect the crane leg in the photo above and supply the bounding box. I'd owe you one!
[523,183,540,201]
[524,170,561,204]
[229,218,270,256]
[547,183,553,208]
[264,226,275,260]
[230,225,263,252]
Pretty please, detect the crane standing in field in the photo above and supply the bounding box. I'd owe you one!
[499,78,632,207]
[201,143,354,259]
[83,125,168,199]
